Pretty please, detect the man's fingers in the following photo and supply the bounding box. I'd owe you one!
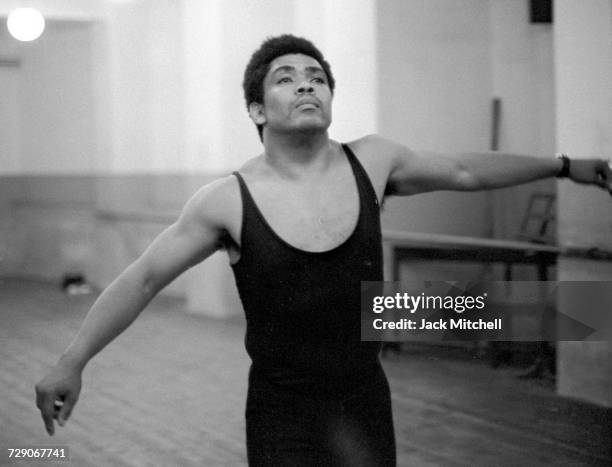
[35,366,82,436]
[57,394,77,426]
[37,392,56,436]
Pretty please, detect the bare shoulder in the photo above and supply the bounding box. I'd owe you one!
[345,134,415,170]
[346,134,403,156]
[343,134,411,200]
[179,174,242,244]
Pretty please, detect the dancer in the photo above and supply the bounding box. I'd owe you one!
[36,35,611,466]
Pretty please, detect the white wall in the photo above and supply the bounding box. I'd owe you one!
[0,0,110,20]
[377,0,493,237]
[377,0,556,243]
[0,1,109,175]
[0,20,95,174]
[489,0,556,241]
[0,65,20,172]
[555,0,612,251]
[22,21,96,173]
[378,0,492,153]
[102,0,183,172]
[1,0,378,174]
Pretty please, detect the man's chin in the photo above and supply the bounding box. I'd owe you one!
[266,118,331,138]
[292,117,331,133]
[290,125,329,138]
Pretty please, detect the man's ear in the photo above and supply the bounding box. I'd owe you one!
[248,102,266,125]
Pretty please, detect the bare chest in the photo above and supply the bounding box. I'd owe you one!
[248,176,359,252]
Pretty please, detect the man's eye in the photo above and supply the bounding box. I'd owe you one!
[312,77,326,84]
[278,77,292,84]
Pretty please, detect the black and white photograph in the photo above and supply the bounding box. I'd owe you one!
[1,0,611,465]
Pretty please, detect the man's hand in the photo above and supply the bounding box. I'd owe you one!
[569,159,612,196]
[35,360,82,436]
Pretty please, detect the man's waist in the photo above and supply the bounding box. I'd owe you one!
[248,349,382,396]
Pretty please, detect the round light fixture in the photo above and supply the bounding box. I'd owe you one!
[7,7,46,42]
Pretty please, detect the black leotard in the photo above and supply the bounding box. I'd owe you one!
[232,143,383,394]
[232,144,396,465]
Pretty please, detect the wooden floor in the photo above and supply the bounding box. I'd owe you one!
[1,279,609,467]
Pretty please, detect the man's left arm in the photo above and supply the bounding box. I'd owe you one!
[383,139,612,196]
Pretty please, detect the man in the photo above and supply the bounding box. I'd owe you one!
[36,35,611,466]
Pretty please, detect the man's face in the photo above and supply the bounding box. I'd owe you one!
[251,53,333,137]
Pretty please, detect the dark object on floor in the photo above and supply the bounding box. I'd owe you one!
[517,342,556,380]
[61,273,92,295]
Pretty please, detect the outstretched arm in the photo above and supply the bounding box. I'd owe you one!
[35,178,235,435]
[381,137,612,196]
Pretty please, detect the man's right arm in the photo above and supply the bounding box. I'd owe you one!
[35,177,237,435]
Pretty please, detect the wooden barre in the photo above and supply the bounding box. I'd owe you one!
[383,230,612,262]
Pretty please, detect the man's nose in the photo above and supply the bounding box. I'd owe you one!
[296,82,314,94]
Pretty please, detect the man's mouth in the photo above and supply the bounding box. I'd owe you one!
[296,99,319,109]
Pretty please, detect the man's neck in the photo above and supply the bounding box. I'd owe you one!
[262,130,334,178]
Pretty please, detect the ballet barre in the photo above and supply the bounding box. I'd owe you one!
[383,230,612,282]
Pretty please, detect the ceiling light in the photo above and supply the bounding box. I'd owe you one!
[7,7,46,42]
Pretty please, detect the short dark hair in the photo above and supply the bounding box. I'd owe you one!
[242,34,336,141]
